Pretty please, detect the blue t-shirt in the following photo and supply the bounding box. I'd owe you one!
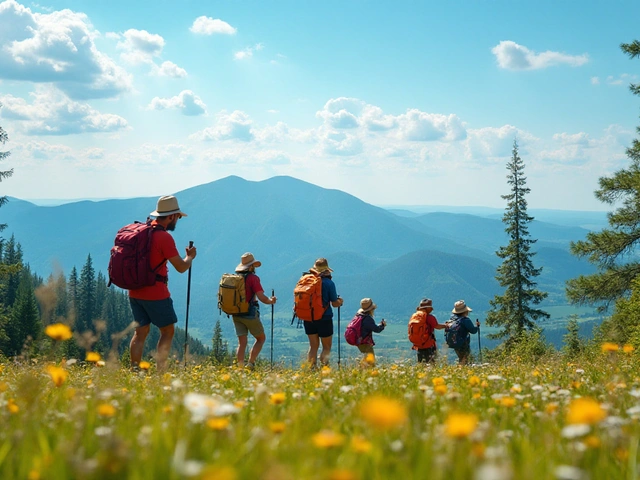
[321,277,338,319]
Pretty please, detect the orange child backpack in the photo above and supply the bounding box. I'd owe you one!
[293,271,326,321]
[408,311,435,349]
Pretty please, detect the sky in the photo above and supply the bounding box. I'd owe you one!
[0,0,639,210]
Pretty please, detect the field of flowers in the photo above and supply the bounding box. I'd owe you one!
[1,341,639,480]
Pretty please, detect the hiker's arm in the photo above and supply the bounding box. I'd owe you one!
[168,246,196,274]
[331,298,343,307]
[256,290,277,305]
[326,281,343,307]
[434,323,447,330]
[464,317,478,334]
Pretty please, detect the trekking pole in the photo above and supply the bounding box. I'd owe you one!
[476,319,482,364]
[270,288,274,369]
[337,296,341,369]
[183,241,193,366]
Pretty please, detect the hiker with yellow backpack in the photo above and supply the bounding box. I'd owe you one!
[292,258,343,368]
[407,298,447,364]
[218,253,276,370]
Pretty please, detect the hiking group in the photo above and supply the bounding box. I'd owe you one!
[109,195,481,370]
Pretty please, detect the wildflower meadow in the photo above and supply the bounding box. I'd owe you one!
[1,335,639,480]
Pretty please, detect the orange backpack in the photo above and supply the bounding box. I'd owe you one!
[408,311,435,349]
[293,272,326,321]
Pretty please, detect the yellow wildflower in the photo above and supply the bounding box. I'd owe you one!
[601,342,619,353]
[269,421,286,434]
[510,385,522,393]
[359,396,408,430]
[139,361,151,370]
[471,442,486,459]
[206,417,231,430]
[350,435,372,453]
[566,397,606,425]
[434,384,448,395]
[7,399,19,414]
[269,392,286,405]
[584,435,601,448]
[472,392,481,399]
[364,353,375,365]
[27,470,40,480]
[432,377,445,386]
[86,352,101,363]
[46,365,68,387]
[163,406,173,414]
[45,323,72,341]
[545,403,559,414]
[0,382,8,393]
[97,403,116,418]
[312,430,345,448]
[221,373,231,381]
[623,344,635,353]
[444,413,478,439]
[329,469,357,480]
[321,365,332,375]
[369,370,379,377]
[468,375,481,387]
[498,396,516,407]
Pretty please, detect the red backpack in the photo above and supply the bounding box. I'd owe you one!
[345,314,366,346]
[107,220,167,290]
[408,311,435,349]
[293,272,326,321]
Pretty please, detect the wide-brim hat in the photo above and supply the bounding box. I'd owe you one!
[236,252,262,272]
[150,195,187,217]
[312,258,333,273]
[452,300,472,314]
[418,298,433,310]
[357,297,377,314]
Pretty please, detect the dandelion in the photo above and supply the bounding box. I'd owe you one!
[350,435,372,453]
[468,375,481,387]
[623,344,635,353]
[97,403,116,418]
[359,396,408,430]
[566,397,606,425]
[321,365,332,375]
[601,342,619,353]
[434,384,448,395]
[206,417,231,430]
[432,377,446,386]
[269,422,286,434]
[545,403,559,414]
[312,430,345,448]
[46,365,68,387]
[221,373,231,381]
[139,361,151,370]
[199,466,237,480]
[583,435,600,448]
[86,352,101,363]
[444,413,478,439]
[364,353,375,365]
[45,323,72,341]
[498,396,516,407]
[510,384,522,393]
[269,392,286,405]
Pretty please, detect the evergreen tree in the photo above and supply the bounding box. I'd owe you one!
[567,40,640,307]
[562,315,583,357]
[5,268,40,356]
[77,256,96,332]
[67,267,78,316]
[211,319,228,363]
[486,140,549,344]
[0,110,13,236]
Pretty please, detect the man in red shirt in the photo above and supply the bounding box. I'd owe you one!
[232,252,277,369]
[128,195,197,371]
[408,298,446,363]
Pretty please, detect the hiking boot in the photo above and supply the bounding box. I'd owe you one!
[245,363,255,371]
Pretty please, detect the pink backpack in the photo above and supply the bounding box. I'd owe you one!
[344,314,365,346]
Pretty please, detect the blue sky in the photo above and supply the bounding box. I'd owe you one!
[0,0,638,210]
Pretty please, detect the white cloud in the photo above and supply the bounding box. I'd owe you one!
[117,29,165,65]
[147,90,206,116]
[606,74,639,86]
[234,43,264,60]
[492,41,589,70]
[396,110,466,142]
[465,125,528,160]
[0,0,132,99]
[553,132,590,146]
[190,110,254,141]
[316,97,364,129]
[320,131,363,156]
[0,87,129,135]
[591,76,600,85]
[153,61,188,78]
[190,16,236,35]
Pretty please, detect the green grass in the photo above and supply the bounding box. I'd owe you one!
[1,347,639,480]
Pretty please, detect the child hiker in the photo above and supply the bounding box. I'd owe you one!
[348,298,386,365]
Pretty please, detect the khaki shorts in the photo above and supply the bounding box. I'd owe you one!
[357,344,374,354]
[232,313,265,337]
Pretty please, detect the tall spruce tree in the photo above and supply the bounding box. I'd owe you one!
[77,255,96,333]
[567,40,640,308]
[211,319,228,363]
[486,140,549,343]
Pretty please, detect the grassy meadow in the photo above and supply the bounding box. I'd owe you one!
[1,339,639,480]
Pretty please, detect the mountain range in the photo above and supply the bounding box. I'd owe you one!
[4,175,602,352]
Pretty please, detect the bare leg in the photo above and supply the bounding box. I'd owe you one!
[236,335,248,367]
[130,324,150,368]
[248,333,266,365]
[319,335,333,366]
[307,334,320,367]
[156,324,175,371]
